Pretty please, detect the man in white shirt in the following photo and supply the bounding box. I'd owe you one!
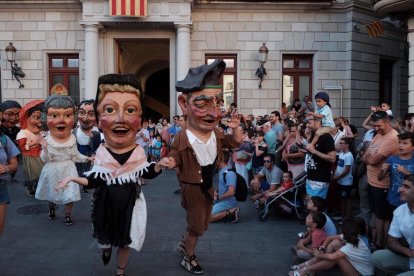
[169,59,242,274]
[371,174,414,275]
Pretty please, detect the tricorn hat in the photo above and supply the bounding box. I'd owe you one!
[176,59,226,93]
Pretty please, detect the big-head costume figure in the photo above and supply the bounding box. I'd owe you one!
[35,95,91,225]
[16,100,44,196]
[56,74,171,276]
[170,59,242,274]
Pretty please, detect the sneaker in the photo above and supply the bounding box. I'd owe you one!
[181,255,203,274]
[82,187,88,194]
[177,240,186,257]
[65,216,73,226]
[48,209,56,220]
[231,208,239,223]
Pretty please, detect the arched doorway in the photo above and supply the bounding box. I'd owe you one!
[116,39,170,120]
[144,68,170,120]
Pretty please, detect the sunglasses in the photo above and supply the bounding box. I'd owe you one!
[263,160,272,163]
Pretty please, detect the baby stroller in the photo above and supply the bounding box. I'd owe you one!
[258,171,307,221]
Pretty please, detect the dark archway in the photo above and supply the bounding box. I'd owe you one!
[144,68,170,121]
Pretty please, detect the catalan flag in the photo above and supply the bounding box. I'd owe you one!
[109,0,147,17]
[365,21,384,37]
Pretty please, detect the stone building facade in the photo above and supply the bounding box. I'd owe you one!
[0,0,409,124]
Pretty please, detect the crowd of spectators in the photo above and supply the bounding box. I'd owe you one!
[208,94,414,276]
[103,93,414,275]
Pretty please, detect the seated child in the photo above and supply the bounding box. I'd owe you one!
[256,171,294,213]
[381,102,393,116]
[370,102,393,116]
[307,91,335,148]
[264,171,294,198]
[293,211,327,261]
[307,196,337,236]
[290,217,374,276]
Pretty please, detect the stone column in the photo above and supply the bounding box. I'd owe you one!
[175,24,191,81]
[174,24,191,115]
[82,23,100,100]
[408,17,414,113]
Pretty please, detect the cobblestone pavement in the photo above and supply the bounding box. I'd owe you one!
[0,168,319,276]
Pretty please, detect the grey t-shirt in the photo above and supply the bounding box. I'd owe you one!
[259,165,283,186]
[0,135,20,180]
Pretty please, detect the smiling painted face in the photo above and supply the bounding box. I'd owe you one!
[178,88,223,135]
[26,110,43,134]
[97,91,142,153]
[47,107,75,141]
[3,107,20,129]
[78,103,96,131]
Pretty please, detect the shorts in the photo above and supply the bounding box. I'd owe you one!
[212,199,237,215]
[306,179,329,199]
[260,180,270,191]
[0,180,10,204]
[316,126,331,137]
[368,185,393,220]
[181,183,213,237]
[338,185,353,198]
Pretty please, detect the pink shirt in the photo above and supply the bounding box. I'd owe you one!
[311,228,327,248]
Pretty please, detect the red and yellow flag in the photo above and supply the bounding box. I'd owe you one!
[365,21,384,37]
[109,0,147,17]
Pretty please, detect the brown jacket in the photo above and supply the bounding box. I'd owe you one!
[169,127,240,185]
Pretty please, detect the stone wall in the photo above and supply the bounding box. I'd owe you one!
[191,6,408,122]
[0,10,83,105]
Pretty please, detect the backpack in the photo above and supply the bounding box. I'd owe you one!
[223,168,248,202]
[0,134,8,152]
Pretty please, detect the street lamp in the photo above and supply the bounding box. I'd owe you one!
[255,42,268,89]
[5,42,25,88]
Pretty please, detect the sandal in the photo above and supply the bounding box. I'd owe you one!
[116,265,126,276]
[177,238,186,256]
[181,255,203,274]
[102,248,112,265]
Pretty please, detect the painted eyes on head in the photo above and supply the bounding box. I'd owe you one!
[126,107,138,114]
[193,100,221,108]
[102,105,140,115]
[194,101,207,108]
[103,106,115,114]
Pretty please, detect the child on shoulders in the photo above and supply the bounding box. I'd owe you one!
[307,91,334,147]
